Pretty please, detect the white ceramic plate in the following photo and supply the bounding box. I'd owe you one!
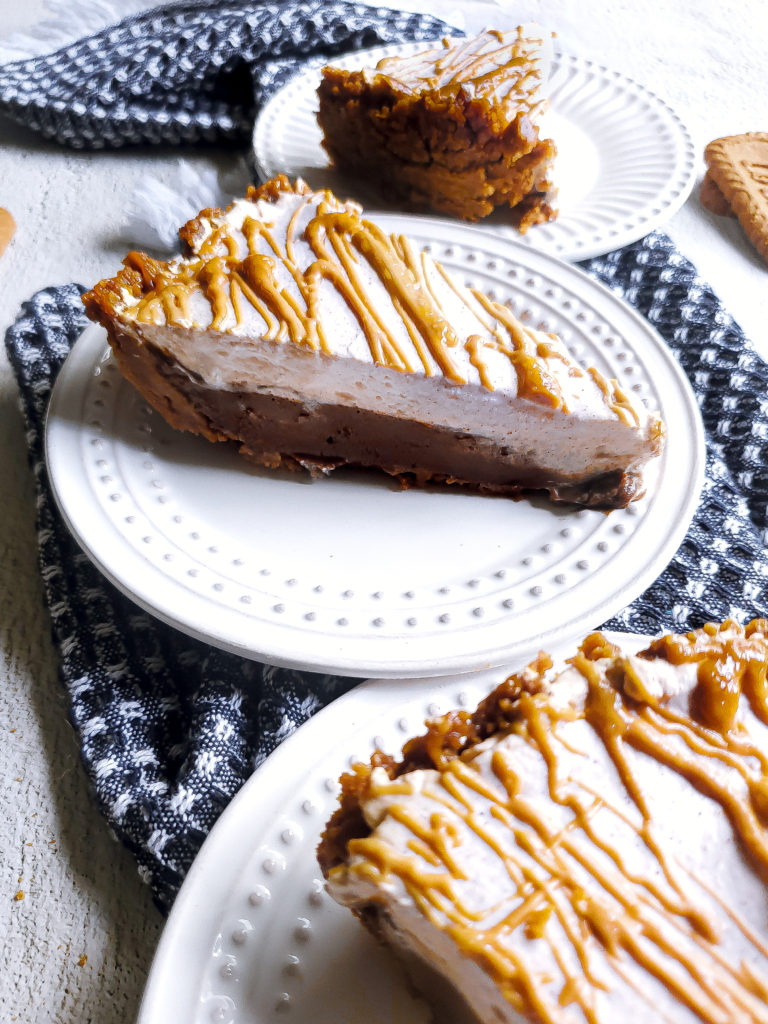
[252,43,697,262]
[135,631,646,1024]
[45,221,703,677]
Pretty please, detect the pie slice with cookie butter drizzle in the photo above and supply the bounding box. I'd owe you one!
[319,619,768,1024]
[83,175,663,509]
[317,26,559,227]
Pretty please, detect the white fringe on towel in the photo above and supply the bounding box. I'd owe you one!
[122,158,254,253]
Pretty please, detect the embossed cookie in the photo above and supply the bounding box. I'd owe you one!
[0,207,15,260]
[705,132,768,262]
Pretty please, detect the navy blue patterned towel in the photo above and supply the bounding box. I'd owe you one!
[0,0,451,149]
[6,232,768,912]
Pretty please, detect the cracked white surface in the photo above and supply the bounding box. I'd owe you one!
[0,1,767,1022]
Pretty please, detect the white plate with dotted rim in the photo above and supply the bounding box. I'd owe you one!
[45,219,703,678]
[135,630,645,1024]
[252,42,697,263]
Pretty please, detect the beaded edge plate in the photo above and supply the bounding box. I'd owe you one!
[45,219,704,677]
[135,631,644,1024]
[252,43,698,262]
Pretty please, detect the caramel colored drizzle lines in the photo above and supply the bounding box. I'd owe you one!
[647,623,768,731]
[434,44,530,84]
[353,219,465,379]
[348,661,768,1023]
[413,767,605,1022]
[573,662,702,912]
[558,836,760,1021]
[480,802,610,1018]
[642,702,768,807]
[587,368,640,428]
[317,217,419,372]
[230,273,284,343]
[194,220,283,340]
[304,208,451,374]
[515,822,755,1023]
[430,256,567,408]
[516,702,712,937]
[244,212,321,342]
[623,705,768,882]
[350,761,597,1022]
[238,253,315,348]
[490,714,757,1022]
[239,210,321,350]
[446,748,727,1022]
[578,657,768,1015]
[128,254,197,327]
[609,960,680,1024]
[391,235,455,377]
[690,866,768,961]
[129,193,583,404]
[196,257,231,330]
[681,891,768,1020]
[525,740,760,1019]
[574,779,714,926]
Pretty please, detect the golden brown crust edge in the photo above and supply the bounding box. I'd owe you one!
[82,263,143,326]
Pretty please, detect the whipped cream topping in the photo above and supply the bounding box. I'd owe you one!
[110,179,649,423]
[326,620,768,1024]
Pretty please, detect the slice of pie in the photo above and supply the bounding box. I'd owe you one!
[317,26,558,227]
[318,619,768,1024]
[82,175,663,509]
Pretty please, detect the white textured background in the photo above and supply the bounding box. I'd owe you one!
[0,1,766,1021]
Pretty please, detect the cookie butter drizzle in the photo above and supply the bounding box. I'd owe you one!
[117,181,645,417]
[373,27,547,116]
[343,620,768,1024]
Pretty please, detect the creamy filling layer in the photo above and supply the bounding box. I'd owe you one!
[131,320,658,480]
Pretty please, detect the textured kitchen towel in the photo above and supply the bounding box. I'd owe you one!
[6,230,768,912]
[0,0,452,148]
